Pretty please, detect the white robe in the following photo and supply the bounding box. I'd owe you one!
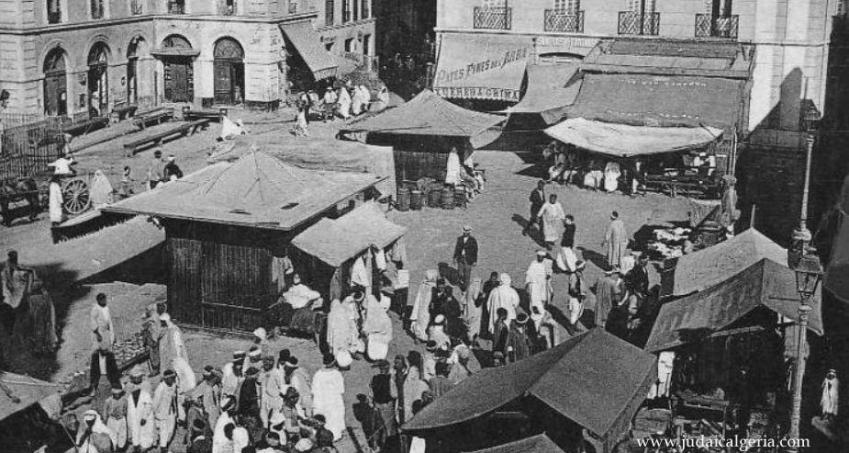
[90,304,115,351]
[604,161,621,192]
[410,270,438,342]
[127,386,155,449]
[311,368,346,441]
[326,299,362,364]
[337,88,351,119]
[486,274,520,332]
[221,362,243,398]
[363,295,393,361]
[538,202,565,243]
[350,255,370,291]
[445,151,462,185]
[822,376,839,416]
[49,181,63,223]
[212,412,234,453]
[525,260,552,313]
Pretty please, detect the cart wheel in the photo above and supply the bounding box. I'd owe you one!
[61,177,91,215]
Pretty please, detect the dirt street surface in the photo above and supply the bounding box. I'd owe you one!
[0,107,693,451]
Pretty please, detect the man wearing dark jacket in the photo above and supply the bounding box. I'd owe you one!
[453,225,478,291]
[523,180,546,236]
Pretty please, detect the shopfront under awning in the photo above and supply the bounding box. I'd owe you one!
[544,117,722,158]
[433,33,532,103]
[291,203,406,267]
[280,21,338,80]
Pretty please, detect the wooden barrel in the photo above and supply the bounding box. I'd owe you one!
[441,186,455,209]
[410,190,423,210]
[397,187,410,211]
[428,188,442,207]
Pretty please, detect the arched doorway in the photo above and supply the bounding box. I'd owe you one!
[43,47,68,116]
[161,35,194,102]
[87,42,110,117]
[213,38,244,105]
[126,37,146,104]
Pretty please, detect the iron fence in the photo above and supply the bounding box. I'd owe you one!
[474,7,512,30]
[544,9,584,33]
[695,14,739,39]
[618,10,660,36]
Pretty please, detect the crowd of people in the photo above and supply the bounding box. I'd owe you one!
[291,81,391,137]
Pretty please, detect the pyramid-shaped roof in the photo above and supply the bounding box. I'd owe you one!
[342,89,502,138]
[105,151,383,230]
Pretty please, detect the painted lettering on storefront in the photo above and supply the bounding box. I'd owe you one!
[433,86,521,102]
[435,46,529,85]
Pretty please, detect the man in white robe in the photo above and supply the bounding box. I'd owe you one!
[409,270,438,342]
[445,147,462,186]
[822,369,839,420]
[486,273,520,333]
[525,251,552,314]
[76,410,113,453]
[259,355,285,429]
[603,161,621,192]
[537,194,566,246]
[326,297,363,367]
[90,293,115,352]
[153,370,179,450]
[363,292,393,361]
[126,367,155,451]
[311,355,346,441]
[602,211,629,269]
[221,351,245,398]
[336,86,351,119]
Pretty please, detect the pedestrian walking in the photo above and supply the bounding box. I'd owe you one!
[602,211,629,269]
[523,180,546,236]
[452,225,478,291]
[538,194,566,249]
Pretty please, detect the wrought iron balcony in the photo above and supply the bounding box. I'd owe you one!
[474,7,512,30]
[618,10,660,36]
[544,9,584,33]
[695,14,739,39]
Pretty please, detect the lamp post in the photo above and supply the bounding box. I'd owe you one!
[786,249,824,453]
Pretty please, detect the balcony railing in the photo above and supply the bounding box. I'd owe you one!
[47,10,62,23]
[544,9,584,33]
[473,7,511,30]
[618,10,660,35]
[695,14,739,39]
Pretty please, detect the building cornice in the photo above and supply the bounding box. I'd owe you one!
[0,11,318,35]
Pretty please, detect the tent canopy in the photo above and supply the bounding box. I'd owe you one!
[291,203,406,267]
[404,329,655,441]
[507,63,582,125]
[280,21,338,80]
[207,135,396,197]
[433,33,532,102]
[104,151,382,231]
[342,89,502,138]
[462,434,566,453]
[0,372,63,421]
[565,73,745,129]
[662,228,788,297]
[544,118,722,158]
[647,259,824,352]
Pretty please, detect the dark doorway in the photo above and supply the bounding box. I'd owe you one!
[213,38,245,105]
[43,47,68,116]
[87,43,110,117]
[161,35,195,103]
[127,38,144,104]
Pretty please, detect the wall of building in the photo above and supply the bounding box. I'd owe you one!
[315,0,376,64]
[434,0,834,137]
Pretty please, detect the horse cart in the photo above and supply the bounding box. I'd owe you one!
[0,118,91,226]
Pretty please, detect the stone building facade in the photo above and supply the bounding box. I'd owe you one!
[0,0,374,116]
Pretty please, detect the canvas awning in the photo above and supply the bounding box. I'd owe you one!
[462,434,566,453]
[280,21,338,80]
[291,203,406,267]
[565,73,745,129]
[646,259,824,352]
[104,151,382,231]
[662,228,788,297]
[0,372,63,422]
[507,63,582,125]
[404,329,656,446]
[433,33,532,102]
[150,48,200,57]
[544,118,722,158]
[825,174,849,304]
[341,89,503,138]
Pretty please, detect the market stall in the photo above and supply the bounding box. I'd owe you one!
[339,89,502,210]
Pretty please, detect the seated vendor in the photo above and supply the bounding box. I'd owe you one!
[280,273,323,333]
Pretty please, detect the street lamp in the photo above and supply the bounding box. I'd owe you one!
[786,247,824,453]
